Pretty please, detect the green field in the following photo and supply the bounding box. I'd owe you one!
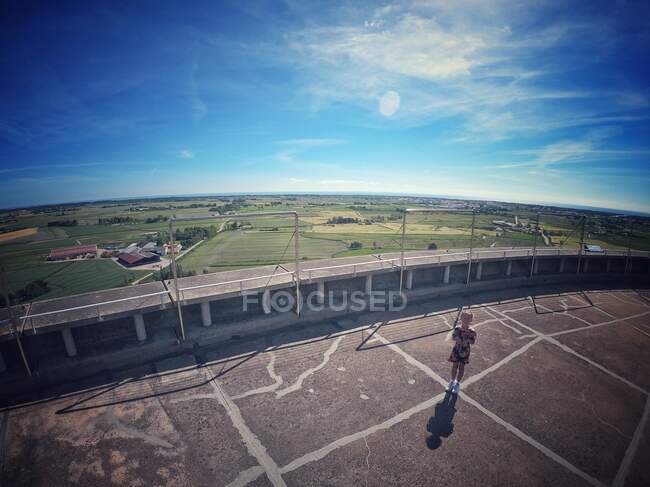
[178,230,346,273]
[1,194,648,302]
[1,260,148,301]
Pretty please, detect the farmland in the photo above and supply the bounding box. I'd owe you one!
[1,194,649,302]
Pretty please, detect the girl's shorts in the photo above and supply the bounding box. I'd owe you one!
[448,346,470,364]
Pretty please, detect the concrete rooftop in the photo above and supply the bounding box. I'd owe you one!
[0,286,649,486]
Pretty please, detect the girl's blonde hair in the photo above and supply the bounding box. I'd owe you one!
[460,311,474,323]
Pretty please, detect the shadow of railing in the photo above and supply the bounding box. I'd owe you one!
[1,279,647,413]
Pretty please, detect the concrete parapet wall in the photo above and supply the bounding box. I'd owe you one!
[1,251,648,382]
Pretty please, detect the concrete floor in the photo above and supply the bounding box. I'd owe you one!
[1,288,648,487]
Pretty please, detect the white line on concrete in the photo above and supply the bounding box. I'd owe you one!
[500,305,534,314]
[613,396,650,487]
[589,305,616,320]
[606,292,650,307]
[460,394,607,487]
[206,371,287,487]
[232,352,284,400]
[548,311,650,338]
[373,332,447,388]
[168,393,222,404]
[275,336,343,398]
[441,315,453,329]
[363,330,605,487]
[363,436,371,487]
[107,408,174,449]
[490,305,650,395]
[280,327,546,475]
[486,307,542,336]
[469,318,501,329]
[588,301,650,338]
[535,302,594,327]
[623,322,650,338]
[462,337,543,386]
[518,333,538,340]
[544,336,649,396]
[492,316,525,335]
[280,392,447,474]
[225,466,266,487]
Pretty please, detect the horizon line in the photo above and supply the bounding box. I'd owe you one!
[2,191,649,218]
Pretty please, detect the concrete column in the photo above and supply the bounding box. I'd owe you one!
[559,258,565,273]
[405,270,414,290]
[364,274,373,295]
[317,281,325,304]
[133,313,147,341]
[583,258,589,273]
[505,260,512,277]
[262,289,271,314]
[475,262,483,281]
[61,328,77,357]
[0,351,6,374]
[606,259,612,273]
[533,259,539,275]
[200,301,212,327]
[443,265,451,284]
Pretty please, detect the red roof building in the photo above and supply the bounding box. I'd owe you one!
[117,251,160,268]
[48,244,98,261]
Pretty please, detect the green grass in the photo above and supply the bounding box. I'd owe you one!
[2,196,649,301]
[2,259,147,301]
[179,230,346,273]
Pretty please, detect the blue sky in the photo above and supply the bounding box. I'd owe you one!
[1,0,649,212]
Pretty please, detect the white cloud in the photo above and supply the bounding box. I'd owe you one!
[283,1,647,139]
[274,138,344,165]
[189,62,207,121]
[277,138,344,147]
[318,179,378,186]
[179,149,194,159]
[12,175,100,184]
[492,129,650,171]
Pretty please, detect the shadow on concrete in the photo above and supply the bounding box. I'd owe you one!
[426,392,458,449]
[1,280,647,412]
[53,352,260,415]
[530,290,594,314]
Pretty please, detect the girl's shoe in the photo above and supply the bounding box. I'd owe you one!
[452,381,461,394]
[446,380,456,392]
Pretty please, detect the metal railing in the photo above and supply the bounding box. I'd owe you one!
[303,258,400,281]
[169,210,302,339]
[4,247,647,331]
[174,271,295,301]
[0,289,170,329]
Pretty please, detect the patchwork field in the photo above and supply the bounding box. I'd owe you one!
[179,230,347,273]
[1,195,648,301]
[2,260,149,301]
[0,227,37,243]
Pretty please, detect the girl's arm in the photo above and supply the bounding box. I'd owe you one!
[452,327,462,344]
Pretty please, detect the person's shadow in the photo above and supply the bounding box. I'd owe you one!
[426,392,458,449]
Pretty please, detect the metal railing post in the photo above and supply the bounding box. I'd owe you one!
[294,213,301,316]
[624,224,632,274]
[465,210,476,286]
[169,220,186,341]
[576,215,586,274]
[0,266,31,376]
[529,212,540,279]
[399,211,407,293]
